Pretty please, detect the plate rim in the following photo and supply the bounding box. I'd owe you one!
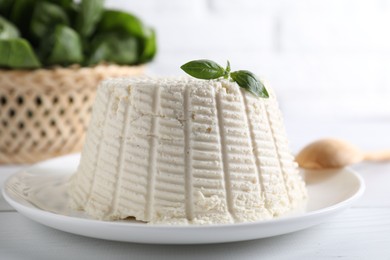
[1,154,365,243]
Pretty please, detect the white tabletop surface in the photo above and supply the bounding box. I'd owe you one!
[1,117,390,260]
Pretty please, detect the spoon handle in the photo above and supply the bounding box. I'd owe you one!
[364,150,390,161]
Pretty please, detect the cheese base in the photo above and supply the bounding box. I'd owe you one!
[69,77,307,225]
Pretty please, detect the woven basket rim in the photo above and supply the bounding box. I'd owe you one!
[0,64,145,91]
[0,63,145,73]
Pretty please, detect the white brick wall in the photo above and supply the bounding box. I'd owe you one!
[281,0,390,52]
[106,0,390,118]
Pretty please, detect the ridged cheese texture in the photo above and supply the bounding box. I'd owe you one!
[69,77,307,225]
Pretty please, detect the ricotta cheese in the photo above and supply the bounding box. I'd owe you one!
[69,77,307,224]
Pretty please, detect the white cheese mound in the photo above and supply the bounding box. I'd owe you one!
[69,77,307,225]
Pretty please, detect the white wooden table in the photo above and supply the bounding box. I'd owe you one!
[1,117,390,260]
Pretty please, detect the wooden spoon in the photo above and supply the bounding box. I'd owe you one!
[296,138,390,169]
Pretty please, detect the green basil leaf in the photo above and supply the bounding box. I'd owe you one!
[181,59,226,79]
[87,32,138,66]
[75,0,104,37]
[0,38,41,69]
[230,70,269,98]
[0,0,14,18]
[0,16,19,39]
[97,10,145,38]
[139,27,157,63]
[30,1,69,40]
[42,25,83,66]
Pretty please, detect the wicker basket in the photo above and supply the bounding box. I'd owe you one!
[0,64,144,164]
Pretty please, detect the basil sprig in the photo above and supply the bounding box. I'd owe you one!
[181,59,269,98]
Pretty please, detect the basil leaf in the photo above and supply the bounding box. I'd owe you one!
[75,0,104,37]
[87,32,138,66]
[42,25,83,66]
[0,16,19,39]
[97,10,157,63]
[30,1,69,40]
[97,10,145,38]
[139,27,157,63]
[181,59,225,79]
[0,38,41,69]
[230,70,269,98]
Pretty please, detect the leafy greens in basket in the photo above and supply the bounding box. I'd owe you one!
[0,0,157,69]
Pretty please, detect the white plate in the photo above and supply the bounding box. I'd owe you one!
[2,154,364,244]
